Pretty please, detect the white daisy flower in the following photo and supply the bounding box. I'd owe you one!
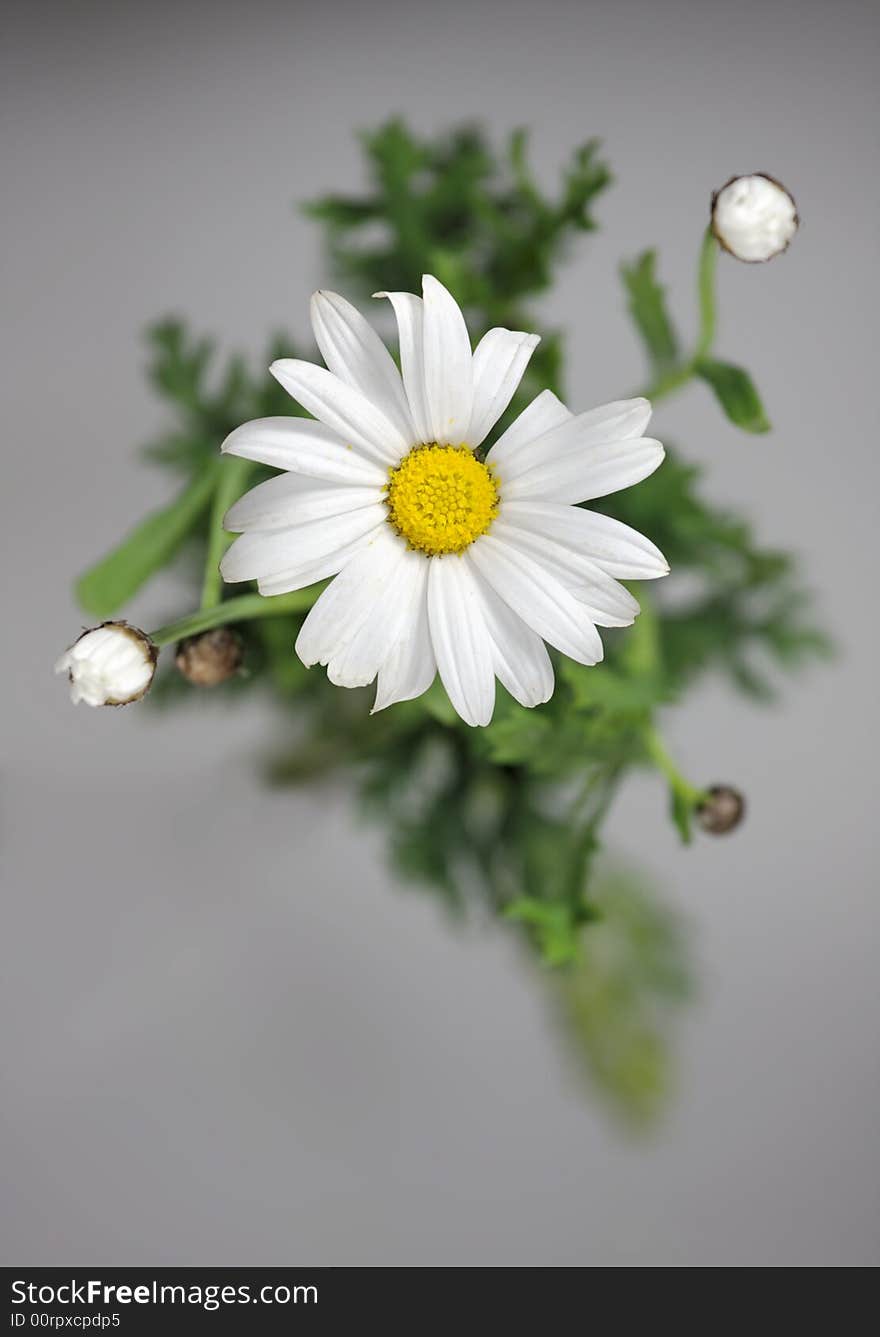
[711,174,798,263]
[56,622,157,707]
[220,277,667,726]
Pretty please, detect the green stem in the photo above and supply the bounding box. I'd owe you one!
[638,362,694,404]
[149,586,324,648]
[643,725,707,809]
[640,226,720,404]
[200,456,253,609]
[694,225,718,361]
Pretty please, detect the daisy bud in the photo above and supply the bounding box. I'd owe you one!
[711,174,798,263]
[55,622,157,707]
[175,627,243,686]
[697,784,745,835]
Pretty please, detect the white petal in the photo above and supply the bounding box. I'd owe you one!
[468,329,541,447]
[503,433,665,505]
[220,504,386,583]
[373,291,431,444]
[372,568,435,712]
[256,525,383,597]
[500,501,669,580]
[421,276,473,445]
[491,518,639,627]
[225,473,383,533]
[295,527,407,668]
[485,388,572,470]
[498,397,652,481]
[221,417,385,486]
[310,290,416,445]
[569,397,652,443]
[469,534,603,666]
[427,555,495,727]
[471,563,553,707]
[328,547,427,688]
[270,359,409,467]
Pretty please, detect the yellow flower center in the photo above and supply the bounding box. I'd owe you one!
[385,444,499,556]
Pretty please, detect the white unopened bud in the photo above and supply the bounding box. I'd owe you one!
[711,174,798,263]
[55,622,157,707]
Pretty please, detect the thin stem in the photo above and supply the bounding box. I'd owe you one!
[200,456,253,609]
[149,586,323,648]
[638,362,694,404]
[569,765,612,825]
[694,225,718,362]
[639,226,720,404]
[620,581,661,676]
[643,725,707,809]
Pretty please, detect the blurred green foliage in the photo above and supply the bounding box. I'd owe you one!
[621,250,680,374]
[551,868,694,1126]
[77,120,829,1122]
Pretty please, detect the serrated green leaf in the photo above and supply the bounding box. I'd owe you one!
[481,706,553,765]
[621,250,680,372]
[308,119,610,327]
[695,357,770,433]
[76,464,219,617]
[505,897,581,967]
[551,869,693,1126]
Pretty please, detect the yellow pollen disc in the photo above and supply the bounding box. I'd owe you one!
[385,445,499,556]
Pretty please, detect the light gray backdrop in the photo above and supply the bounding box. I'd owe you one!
[3,0,878,1266]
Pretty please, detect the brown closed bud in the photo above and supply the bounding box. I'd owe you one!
[175,627,243,686]
[697,785,745,835]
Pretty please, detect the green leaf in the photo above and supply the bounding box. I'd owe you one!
[551,869,693,1126]
[76,464,219,617]
[482,705,553,766]
[670,788,694,845]
[695,357,771,433]
[621,250,680,373]
[147,319,214,414]
[306,119,610,324]
[505,897,582,967]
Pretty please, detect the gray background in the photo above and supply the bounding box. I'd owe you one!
[3,0,878,1266]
